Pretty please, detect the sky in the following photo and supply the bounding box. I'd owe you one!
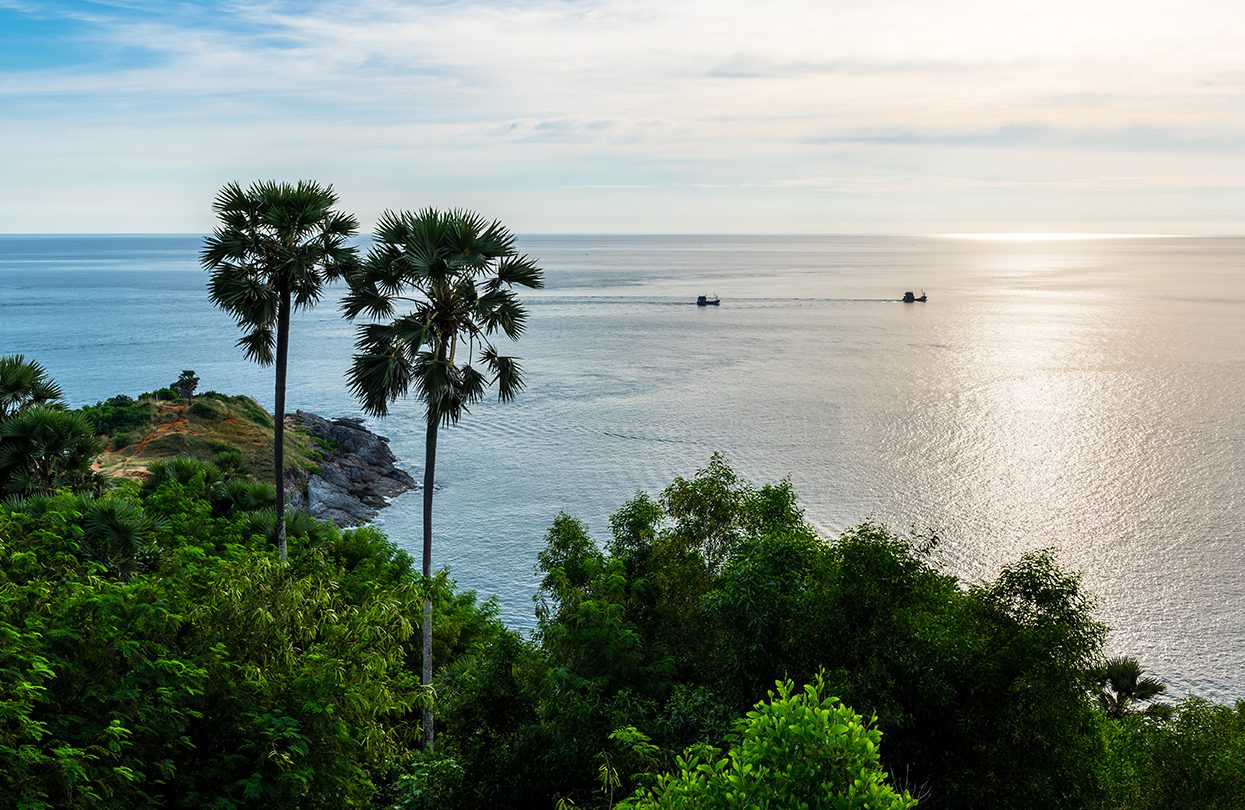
[1,0,1243,234]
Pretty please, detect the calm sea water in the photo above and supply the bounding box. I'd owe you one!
[2,234,1242,700]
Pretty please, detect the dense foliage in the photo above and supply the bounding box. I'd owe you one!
[0,355,104,497]
[2,352,1243,807]
[616,676,916,809]
[1098,697,1245,809]
[418,455,1245,809]
[0,461,501,808]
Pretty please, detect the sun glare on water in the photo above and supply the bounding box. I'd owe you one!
[940,233,1182,242]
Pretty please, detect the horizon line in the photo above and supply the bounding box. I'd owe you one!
[0,231,1223,239]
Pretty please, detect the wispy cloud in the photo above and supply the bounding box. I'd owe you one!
[2,0,1244,232]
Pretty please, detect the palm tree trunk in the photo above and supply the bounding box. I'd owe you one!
[421,412,438,750]
[274,287,290,561]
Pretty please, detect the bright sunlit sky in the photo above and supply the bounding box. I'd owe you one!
[2,0,1243,234]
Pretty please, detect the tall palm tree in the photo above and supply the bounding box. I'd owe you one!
[0,354,64,421]
[1095,656,1170,719]
[342,208,543,749]
[201,180,359,560]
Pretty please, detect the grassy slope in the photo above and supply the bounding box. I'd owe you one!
[92,392,319,481]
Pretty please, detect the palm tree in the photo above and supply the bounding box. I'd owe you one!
[0,405,104,496]
[1095,656,1170,719]
[201,180,359,560]
[342,208,543,749]
[0,354,64,421]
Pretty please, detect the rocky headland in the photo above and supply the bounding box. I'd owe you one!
[289,410,417,527]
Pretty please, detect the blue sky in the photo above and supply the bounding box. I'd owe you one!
[2,0,1242,233]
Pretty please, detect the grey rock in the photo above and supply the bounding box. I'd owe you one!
[287,410,417,527]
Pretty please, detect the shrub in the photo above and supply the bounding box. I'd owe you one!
[77,394,151,436]
[189,400,222,420]
[618,675,916,809]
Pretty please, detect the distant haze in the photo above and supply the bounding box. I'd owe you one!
[2,0,1243,234]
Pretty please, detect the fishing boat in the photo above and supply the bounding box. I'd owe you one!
[902,290,927,302]
[696,294,720,306]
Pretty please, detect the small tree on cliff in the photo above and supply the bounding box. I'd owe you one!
[174,370,200,405]
[201,180,358,560]
[342,208,543,749]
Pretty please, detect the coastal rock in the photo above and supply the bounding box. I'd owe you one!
[288,410,417,527]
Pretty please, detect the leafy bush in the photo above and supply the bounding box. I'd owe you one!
[0,406,104,496]
[189,399,222,420]
[77,394,152,436]
[142,386,179,402]
[210,448,251,476]
[618,675,916,809]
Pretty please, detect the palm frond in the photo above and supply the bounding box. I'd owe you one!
[236,325,276,365]
[347,326,417,417]
[477,288,528,340]
[481,347,526,402]
[0,354,65,420]
[342,273,398,320]
[493,254,545,290]
[456,363,489,410]
[209,271,279,325]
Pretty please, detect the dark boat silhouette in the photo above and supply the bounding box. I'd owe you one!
[902,290,927,302]
[696,294,720,306]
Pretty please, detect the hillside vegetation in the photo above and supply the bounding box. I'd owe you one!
[80,390,321,482]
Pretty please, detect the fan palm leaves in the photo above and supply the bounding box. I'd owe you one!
[141,457,226,497]
[201,180,359,560]
[1095,656,1170,719]
[0,354,64,421]
[82,496,167,579]
[343,208,543,749]
[0,405,104,496]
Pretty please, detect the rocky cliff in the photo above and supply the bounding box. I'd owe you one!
[289,410,417,527]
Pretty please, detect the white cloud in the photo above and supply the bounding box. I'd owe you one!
[2,0,1243,231]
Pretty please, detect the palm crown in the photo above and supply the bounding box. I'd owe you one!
[1095,656,1169,718]
[202,180,359,363]
[0,354,64,422]
[343,208,544,421]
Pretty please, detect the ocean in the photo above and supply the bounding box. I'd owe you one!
[1,233,1242,701]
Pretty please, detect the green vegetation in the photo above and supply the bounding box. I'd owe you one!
[80,391,318,482]
[0,354,64,420]
[201,179,359,560]
[1099,697,1245,809]
[616,676,916,809]
[173,369,199,405]
[0,462,499,808]
[0,405,103,496]
[2,406,1244,806]
[0,355,103,497]
[343,207,544,749]
[1095,656,1171,719]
